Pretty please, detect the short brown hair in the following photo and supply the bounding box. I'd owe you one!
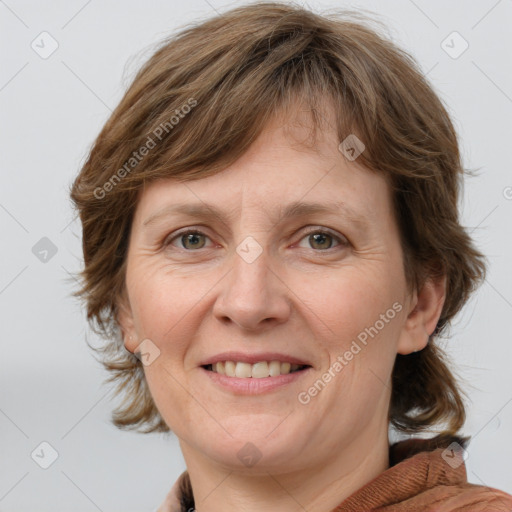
[70,1,486,435]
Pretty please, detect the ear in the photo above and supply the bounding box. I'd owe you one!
[397,275,446,355]
[116,291,139,354]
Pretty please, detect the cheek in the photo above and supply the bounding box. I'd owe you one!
[305,266,403,343]
[142,360,197,436]
[302,270,403,422]
[127,261,193,334]
[300,264,406,408]
[127,264,220,369]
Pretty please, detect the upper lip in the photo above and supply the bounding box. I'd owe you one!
[200,351,312,367]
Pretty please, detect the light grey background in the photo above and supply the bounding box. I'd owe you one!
[1,0,511,510]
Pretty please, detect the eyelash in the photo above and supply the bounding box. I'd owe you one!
[163,226,349,252]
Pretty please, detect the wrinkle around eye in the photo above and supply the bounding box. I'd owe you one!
[149,219,368,259]
[159,233,351,262]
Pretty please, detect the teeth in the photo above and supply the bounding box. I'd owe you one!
[235,362,252,378]
[225,361,236,377]
[209,360,306,378]
[251,362,269,378]
[269,360,281,377]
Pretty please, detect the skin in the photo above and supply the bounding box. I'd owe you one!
[119,108,446,512]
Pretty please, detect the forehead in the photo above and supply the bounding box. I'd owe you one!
[133,115,393,227]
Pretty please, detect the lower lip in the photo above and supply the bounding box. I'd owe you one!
[201,367,311,395]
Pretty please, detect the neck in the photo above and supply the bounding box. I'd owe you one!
[179,427,390,512]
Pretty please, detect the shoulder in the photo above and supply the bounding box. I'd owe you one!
[388,436,512,512]
[406,483,512,512]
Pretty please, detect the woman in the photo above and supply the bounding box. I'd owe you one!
[70,2,512,511]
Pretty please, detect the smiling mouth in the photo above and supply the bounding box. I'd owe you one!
[202,361,311,378]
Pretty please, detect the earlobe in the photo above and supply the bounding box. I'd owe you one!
[397,275,446,355]
[116,294,138,353]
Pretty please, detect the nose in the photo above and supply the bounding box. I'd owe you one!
[212,244,291,332]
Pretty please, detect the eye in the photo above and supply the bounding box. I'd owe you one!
[165,230,212,250]
[163,227,348,252]
[297,228,347,251]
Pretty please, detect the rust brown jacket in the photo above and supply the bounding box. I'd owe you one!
[157,436,512,511]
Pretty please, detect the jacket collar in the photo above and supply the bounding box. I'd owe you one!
[157,435,512,512]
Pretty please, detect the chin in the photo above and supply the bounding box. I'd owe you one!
[182,417,305,471]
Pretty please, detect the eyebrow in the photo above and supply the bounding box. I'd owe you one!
[142,200,370,228]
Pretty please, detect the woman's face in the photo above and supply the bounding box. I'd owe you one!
[120,113,427,474]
